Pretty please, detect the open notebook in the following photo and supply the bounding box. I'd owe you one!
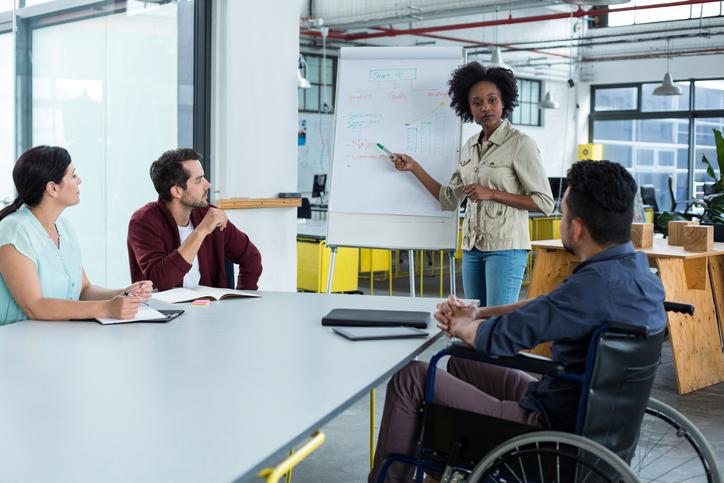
[151,286,261,304]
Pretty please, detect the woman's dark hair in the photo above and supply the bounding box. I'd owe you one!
[0,146,71,222]
[150,148,202,202]
[448,62,519,123]
[565,160,638,246]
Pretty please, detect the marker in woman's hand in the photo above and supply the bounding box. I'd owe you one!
[376,143,396,159]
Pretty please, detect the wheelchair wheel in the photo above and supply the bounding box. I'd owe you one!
[632,398,721,483]
[467,431,638,483]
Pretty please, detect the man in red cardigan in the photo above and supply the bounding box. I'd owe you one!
[127,148,262,291]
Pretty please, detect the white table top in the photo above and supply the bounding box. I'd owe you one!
[0,291,443,482]
[296,219,328,239]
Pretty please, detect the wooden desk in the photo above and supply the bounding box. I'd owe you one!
[529,239,724,394]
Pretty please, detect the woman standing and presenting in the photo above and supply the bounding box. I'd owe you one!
[392,63,554,306]
[0,146,153,325]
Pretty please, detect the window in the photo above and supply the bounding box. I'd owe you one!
[591,78,724,207]
[594,87,637,112]
[0,30,12,205]
[510,78,541,127]
[3,0,209,288]
[298,53,336,113]
[608,1,724,27]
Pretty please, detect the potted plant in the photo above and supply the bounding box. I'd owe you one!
[691,128,724,242]
[656,128,724,241]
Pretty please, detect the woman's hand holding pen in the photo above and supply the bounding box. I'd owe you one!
[390,153,417,172]
[121,280,154,301]
[463,184,496,202]
[106,294,143,319]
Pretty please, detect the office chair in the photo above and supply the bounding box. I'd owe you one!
[640,185,659,213]
[298,197,312,219]
[225,260,235,289]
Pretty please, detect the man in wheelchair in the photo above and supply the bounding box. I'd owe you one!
[369,161,667,483]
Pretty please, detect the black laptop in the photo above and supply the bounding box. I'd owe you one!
[322,308,430,329]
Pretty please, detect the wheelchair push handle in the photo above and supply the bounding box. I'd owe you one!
[664,301,694,315]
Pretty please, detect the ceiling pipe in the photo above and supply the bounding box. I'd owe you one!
[301,0,723,42]
[582,46,724,62]
[369,27,572,59]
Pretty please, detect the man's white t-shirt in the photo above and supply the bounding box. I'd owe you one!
[178,222,201,288]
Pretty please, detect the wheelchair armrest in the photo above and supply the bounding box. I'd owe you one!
[447,342,568,377]
[664,301,694,316]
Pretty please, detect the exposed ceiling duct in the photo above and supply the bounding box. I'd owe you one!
[301,0,724,71]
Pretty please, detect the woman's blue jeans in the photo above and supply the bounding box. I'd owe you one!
[461,248,528,307]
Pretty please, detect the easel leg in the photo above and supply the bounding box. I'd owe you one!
[326,247,337,295]
[449,251,457,297]
[408,249,416,298]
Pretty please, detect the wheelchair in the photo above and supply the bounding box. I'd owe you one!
[376,302,721,483]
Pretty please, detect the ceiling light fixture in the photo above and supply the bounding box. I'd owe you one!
[539,90,560,109]
[298,54,311,89]
[653,38,682,96]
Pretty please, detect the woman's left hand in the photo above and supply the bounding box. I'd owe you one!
[463,184,496,202]
[122,280,154,300]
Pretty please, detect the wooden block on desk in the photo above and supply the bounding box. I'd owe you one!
[668,220,699,246]
[683,225,714,252]
[631,223,653,249]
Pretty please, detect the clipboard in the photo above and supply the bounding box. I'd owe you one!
[95,309,185,325]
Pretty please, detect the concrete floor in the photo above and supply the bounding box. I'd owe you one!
[289,258,724,482]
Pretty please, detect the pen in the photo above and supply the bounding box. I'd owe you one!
[123,291,151,307]
[376,143,396,158]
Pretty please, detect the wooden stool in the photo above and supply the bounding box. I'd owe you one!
[668,220,699,246]
[631,223,654,249]
[684,225,714,252]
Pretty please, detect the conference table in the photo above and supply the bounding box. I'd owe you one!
[0,292,444,482]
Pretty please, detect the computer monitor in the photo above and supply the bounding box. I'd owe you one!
[312,174,327,199]
[548,177,568,201]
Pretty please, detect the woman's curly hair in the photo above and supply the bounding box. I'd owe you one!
[448,62,519,123]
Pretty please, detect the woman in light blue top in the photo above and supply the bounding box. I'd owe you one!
[0,146,153,325]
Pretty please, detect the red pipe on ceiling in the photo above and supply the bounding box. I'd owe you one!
[370,27,572,58]
[300,0,723,42]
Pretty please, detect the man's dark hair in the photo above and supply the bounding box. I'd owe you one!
[150,148,202,202]
[448,62,519,122]
[566,160,638,246]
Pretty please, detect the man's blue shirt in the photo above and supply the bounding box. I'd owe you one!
[474,242,666,430]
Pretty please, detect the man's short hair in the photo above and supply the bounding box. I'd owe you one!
[150,148,202,202]
[566,160,638,246]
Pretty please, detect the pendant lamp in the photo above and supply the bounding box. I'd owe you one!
[653,39,681,96]
[539,91,560,109]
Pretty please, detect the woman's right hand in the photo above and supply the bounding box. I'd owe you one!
[105,295,142,319]
[390,153,417,172]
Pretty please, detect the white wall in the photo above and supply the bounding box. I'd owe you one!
[212,1,301,291]
[588,54,724,85]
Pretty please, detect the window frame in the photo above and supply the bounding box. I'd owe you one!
[511,77,542,128]
[8,0,212,177]
[298,52,337,114]
[589,77,724,201]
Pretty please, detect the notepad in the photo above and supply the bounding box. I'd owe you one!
[96,305,178,325]
[151,286,261,304]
